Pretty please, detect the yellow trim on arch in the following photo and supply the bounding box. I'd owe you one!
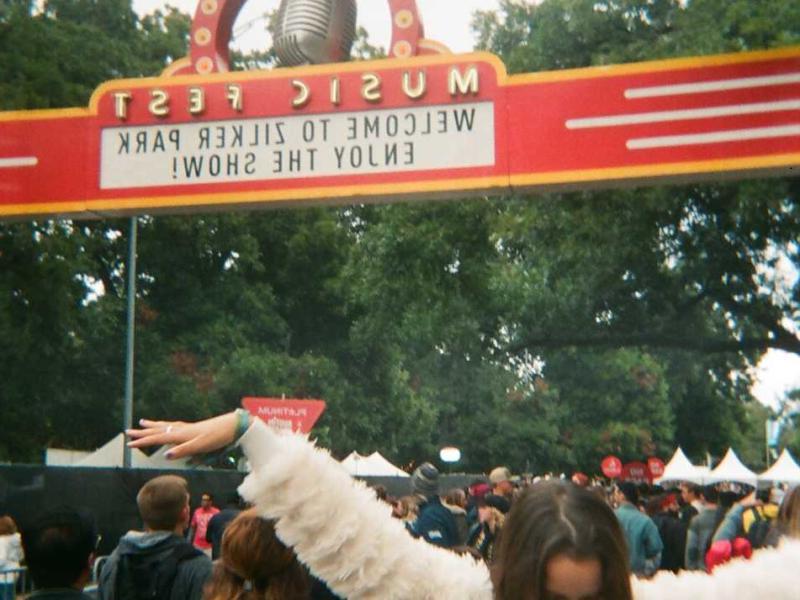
[0,201,88,217]
[509,153,800,187]
[507,45,800,86]
[160,56,193,78]
[2,175,510,218]
[0,107,90,122]
[418,39,453,55]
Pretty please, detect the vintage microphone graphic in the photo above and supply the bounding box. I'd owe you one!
[274,0,358,66]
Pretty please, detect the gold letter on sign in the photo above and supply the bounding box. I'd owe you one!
[449,66,479,96]
[362,73,382,103]
[330,77,341,106]
[149,90,170,117]
[188,87,205,115]
[226,84,243,111]
[402,70,426,99]
[292,80,310,108]
[114,92,132,120]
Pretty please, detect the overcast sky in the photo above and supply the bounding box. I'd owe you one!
[132,0,501,54]
[130,0,800,410]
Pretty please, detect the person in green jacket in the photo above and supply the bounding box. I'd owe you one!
[614,482,664,576]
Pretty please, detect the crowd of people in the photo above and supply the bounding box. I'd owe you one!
[2,408,800,599]
[380,465,797,582]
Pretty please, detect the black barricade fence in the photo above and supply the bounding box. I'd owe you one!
[0,465,246,556]
[0,465,483,556]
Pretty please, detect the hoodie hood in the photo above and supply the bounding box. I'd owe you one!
[117,530,183,555]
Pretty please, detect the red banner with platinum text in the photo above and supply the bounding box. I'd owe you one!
[242,397,326,434]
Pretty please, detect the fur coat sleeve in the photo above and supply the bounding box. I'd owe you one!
[237,418,493,600]
[237,420,800,600]
[631,539,800,600]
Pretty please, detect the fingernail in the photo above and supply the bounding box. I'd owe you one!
[165,451,174,459]
[139,418,145,425]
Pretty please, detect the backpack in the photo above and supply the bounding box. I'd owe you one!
[746,507,772,549]
[115,540,202,600]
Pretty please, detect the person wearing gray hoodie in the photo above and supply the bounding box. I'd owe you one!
[98,475,212,600]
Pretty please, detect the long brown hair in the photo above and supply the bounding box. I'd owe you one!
[204,513,310,600]
[778,486,800,539]
[492,481,632,600]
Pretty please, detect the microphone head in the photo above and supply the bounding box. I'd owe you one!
[274,0,357,66]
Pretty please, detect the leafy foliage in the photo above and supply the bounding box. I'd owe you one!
[0,0,798,477]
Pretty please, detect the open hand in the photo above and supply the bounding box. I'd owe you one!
[126,412,243,459]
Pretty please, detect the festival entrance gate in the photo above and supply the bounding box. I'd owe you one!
[0,1,797,465]
[0,0,797,219]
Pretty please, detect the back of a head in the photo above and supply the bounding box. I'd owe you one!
[493,481,632,600]
[137,475,189,531]
[679,483,699,505]
[0,515,18,536]
[411,462,440,498]
[490,466,512,486]
[718,490,739,509]
[700,484,719,505]
[755,487,772,504]
[617,482,639,506]
[444,488,466,508]
[21,507,96,589]
[206,513,310,599]
[371,484,388,502]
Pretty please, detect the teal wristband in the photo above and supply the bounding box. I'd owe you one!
[234,408,251,442]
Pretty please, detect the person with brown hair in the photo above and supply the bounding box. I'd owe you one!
[391,496,420,523]
[442,488,469,546]
[128,412,800,599]
[492,481,633,599]
[98,475,212,600]
[204,513,311,600]
[776,485,800,538]
[0,516,23,600]
[466,495,506,563]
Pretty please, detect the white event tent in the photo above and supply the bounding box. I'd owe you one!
[759,449,800,484]
[704,448,758,487]
[48,433,193,469]
[341,451,409,477]
[654,447,705,486]
[73,433,152,468]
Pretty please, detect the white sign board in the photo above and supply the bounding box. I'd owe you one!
[100,101,495,189]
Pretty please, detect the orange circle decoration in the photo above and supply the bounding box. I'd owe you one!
[392,40,412,58]
[177,0,426,76]
[200,0,218,15]
[394,9,414,29]
[194,27,213,46]
[389,0,425,57]
[195,56,215,74]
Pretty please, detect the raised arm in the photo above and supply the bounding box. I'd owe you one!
[128,412,492,600]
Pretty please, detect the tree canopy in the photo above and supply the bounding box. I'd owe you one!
[0,0,798,475]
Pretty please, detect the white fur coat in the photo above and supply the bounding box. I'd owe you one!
[238,419,800,599]
[632,540,800,599]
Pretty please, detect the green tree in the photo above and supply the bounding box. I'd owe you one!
[0,0,190,461]
[2,0,799,477]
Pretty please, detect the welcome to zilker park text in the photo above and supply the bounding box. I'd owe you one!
[100,102,495,189]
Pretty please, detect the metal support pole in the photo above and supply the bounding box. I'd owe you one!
[123,216,138,468]
[765,419,771,469]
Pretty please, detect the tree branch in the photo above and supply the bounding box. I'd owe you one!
[507,331,800,355]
